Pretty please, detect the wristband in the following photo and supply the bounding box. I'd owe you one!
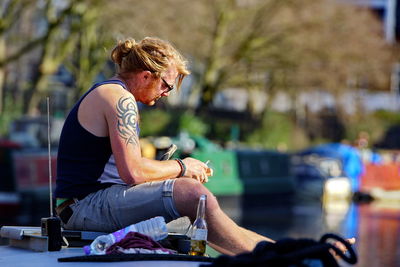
[175,159,186,178]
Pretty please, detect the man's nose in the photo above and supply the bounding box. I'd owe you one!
[161,91,170,97]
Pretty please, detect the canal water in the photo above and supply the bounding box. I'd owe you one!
[1,194,399,266]
[227,195,400,266]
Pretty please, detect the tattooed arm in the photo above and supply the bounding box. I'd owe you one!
[103,89,185,184]
[99,86,210,184]
[116,96,140,148]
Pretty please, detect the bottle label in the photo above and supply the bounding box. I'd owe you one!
[189,240,206,256]
[192,229,207,241]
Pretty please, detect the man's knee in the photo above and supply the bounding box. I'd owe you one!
[173,178,219,218]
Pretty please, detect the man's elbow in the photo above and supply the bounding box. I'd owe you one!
[120,169,146,185]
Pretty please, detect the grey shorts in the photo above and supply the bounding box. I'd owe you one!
[62,179,182,233]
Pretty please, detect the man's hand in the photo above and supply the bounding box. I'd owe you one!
[182,157,213,183]
[332,237,356,258]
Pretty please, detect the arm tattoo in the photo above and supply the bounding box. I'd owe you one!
[116,96,139,147]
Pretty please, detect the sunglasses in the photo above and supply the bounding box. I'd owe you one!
[161,77,174,92]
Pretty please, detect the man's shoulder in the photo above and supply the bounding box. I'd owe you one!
[96,82,131,96]
[95,83,136,105]
[92,85,139,119]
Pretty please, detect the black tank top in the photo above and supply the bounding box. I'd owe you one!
[55,80,128,198]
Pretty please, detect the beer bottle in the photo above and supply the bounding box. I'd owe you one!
[189,194,207,256]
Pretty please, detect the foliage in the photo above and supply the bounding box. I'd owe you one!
[139,108,173,137]
[211,120,238,143]
[64,0,113,103]
[0,0,108,115]
[0,92,22,136]
[373,110,400,125]
[245,111,301,150]
[139,108,210,138]
[179,111,209,136]
[344,110,400,146]
[119,105,400,152]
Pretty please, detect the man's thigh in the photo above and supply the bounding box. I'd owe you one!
[64,179,181,232]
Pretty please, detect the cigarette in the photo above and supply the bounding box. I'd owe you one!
[205,160,212,179]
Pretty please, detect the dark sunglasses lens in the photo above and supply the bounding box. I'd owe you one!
[162,78,174,92]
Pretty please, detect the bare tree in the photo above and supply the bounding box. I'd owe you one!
[0,0,111,115]
[102,0,297,109]
[3,0,393,121]
[22,0,86,114]
[0,0,32,114]
[103,0,393,112]
[285,0,393,125]
[0,0,83,115]
[63,0,113,102]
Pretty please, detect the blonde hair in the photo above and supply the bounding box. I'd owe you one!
[111,37,190,89]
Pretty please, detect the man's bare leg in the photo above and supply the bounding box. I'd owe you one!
[173,178,274,255]
[240,227,275,243]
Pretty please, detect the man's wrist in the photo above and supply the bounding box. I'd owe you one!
[175,158,186,177]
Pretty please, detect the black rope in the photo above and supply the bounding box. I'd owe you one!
[205,233,357,267]
[319,233,357,264]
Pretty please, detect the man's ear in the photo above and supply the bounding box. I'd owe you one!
[141,70,153,81]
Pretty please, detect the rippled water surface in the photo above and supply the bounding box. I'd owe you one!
[234,196,400,267]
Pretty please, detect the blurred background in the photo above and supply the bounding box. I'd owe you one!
[0,0,400,265]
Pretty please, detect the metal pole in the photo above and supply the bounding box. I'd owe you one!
[47,97,53,217]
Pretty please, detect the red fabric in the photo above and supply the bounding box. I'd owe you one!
[106,231,172,255]
[0,140,20,148]
[360,163,400,191]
